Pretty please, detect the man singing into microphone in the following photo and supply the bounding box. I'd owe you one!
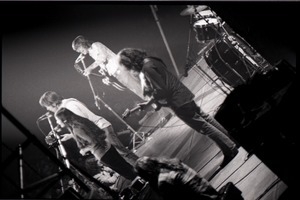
[39,91,139,167]
[71,35,144,99]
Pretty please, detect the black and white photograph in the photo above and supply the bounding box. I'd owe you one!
[1,1,297,199]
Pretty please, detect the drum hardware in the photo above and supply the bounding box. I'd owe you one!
[181,5,269,89]
[180,5,208,16]
[214,20,264,77]
[225,31,273,72]
[225,35,260,71]
[212,40,246,82]
[183,13,194,77]
[193,7,223,42]
[204,37,260,88]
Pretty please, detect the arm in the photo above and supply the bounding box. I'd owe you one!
[72,126,95,155]
[143,63,169,100]
[83,62,100,76]
[83,42,112,76]
[137,97,156,111]
[122,97,160,119]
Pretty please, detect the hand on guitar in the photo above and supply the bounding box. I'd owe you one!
[122,108,131,119]
[122,105,142,119]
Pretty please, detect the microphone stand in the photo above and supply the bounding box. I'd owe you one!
[150,5,180,77]
[79,59,101,110]
[47,116,67,194]
[79,59,145,151]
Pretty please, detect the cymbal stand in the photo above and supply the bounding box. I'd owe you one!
[79,59,145,152]
[184,8,230,94]
[183,14,194,77]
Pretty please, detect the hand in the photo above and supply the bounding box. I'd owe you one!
[102,77,110,85]
[79,149,86,156]
[79,148,90,156]
[152,103,162,111]
[45,135,57,145]
[83,68,93,76]
[74,63,84,75]
[137,102,148,111]
[99,68,106,76]
[60,133,73,142]
[122,108,130,119]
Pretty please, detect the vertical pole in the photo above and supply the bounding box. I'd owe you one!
[47,117,65,194]
[150,5,180,77]
[18,144,24,199]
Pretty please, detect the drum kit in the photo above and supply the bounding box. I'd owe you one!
[180,5,222,43]
[180,5,264,88]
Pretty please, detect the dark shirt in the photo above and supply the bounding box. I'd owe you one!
[142,57,195,110]
[157,162,218,200]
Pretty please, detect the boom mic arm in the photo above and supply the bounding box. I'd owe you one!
[75,53,86,64]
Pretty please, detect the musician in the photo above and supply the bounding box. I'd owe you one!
[39,91,139,166]
[117,48,238,168]
[135,156,220,200]
[54,107,137,181]
[72,35,143,98]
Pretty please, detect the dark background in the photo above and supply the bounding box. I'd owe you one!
[1,1,297,198]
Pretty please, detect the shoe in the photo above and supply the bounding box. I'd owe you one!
[220,147,239,168]
[218,182,244,200]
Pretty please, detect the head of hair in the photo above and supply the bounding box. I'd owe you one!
[135,156,160,185]
[135,156,184,181]
[55,107,74,125]
[72,35,92,51]
[118,48,147,72]
[39,91,64,108]
[55,107,107,141]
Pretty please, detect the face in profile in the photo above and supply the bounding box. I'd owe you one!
[76,46,89,55]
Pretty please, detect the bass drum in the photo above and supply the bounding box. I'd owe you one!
[204,39,254,88]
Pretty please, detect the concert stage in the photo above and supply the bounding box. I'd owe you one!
[132,58,295,200]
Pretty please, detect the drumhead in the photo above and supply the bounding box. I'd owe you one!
[194,18,219,27]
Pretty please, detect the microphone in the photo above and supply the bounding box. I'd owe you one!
[74,63,84,75]
[37,112,52,121]
[75,53,86,64]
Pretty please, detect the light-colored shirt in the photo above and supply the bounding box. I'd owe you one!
[88,42,144,99]
[89,42,118,76]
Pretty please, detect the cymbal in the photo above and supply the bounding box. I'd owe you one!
[180,5,208,16]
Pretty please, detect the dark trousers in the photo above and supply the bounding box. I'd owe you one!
[101,145,137,181]
[173,101,236,156]
[104,125,139,166]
